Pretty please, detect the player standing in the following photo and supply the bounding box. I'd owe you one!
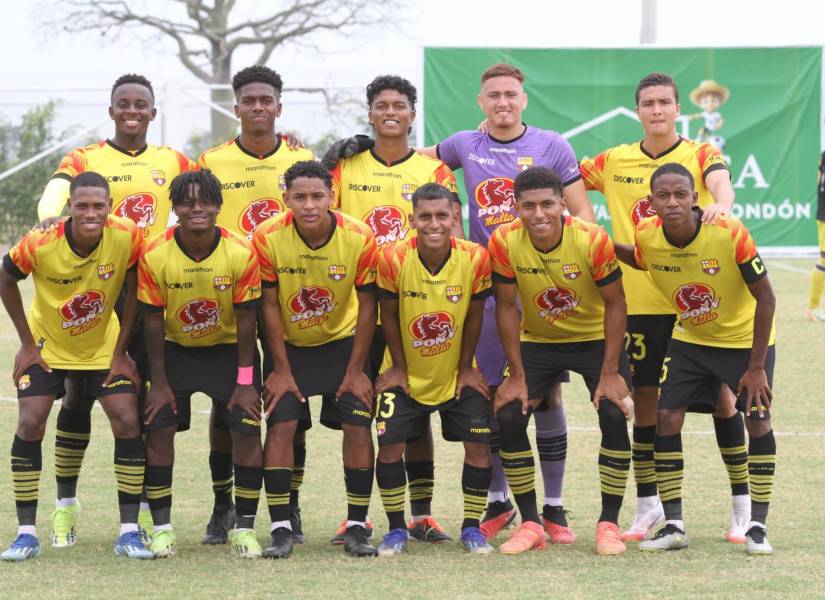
[806,149,825,321]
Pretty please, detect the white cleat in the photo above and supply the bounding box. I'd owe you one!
[745,525,773,555]
[621,498,665,542]
[639,524,689,552]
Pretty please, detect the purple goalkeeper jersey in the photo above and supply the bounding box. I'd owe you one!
[437,126,581,246]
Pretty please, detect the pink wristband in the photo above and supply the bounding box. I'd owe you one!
[237,366,254,386]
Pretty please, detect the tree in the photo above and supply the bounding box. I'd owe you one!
[44,0,400,143]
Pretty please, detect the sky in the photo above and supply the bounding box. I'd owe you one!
[1,0,824,150]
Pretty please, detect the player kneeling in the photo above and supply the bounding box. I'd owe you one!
[614,163,777,555]
[373,183,494,556]
[139,170,265,558]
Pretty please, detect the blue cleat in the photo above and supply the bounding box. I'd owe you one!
[460,526,495,554]
[1,534,41,562]
[114,530,154,559]
[377,528,408,557]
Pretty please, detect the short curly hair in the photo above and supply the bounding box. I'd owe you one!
[514,167,564,199]
[111,73,154,103]
[366,75,417,109]
[283,160,332,191]
[232,65,284,95]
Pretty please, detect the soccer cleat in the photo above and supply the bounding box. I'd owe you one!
[150,528,177,558]
[262,527,293,559]
[290,505,306,544]
[542,506,576,544]
[805,307,825,322]
[201,504,235,545]
[342,525,377,557]
[138,507,153,544]
[639,523,688,552]
[330,516,374,545]
[498,521,546,555]
[727,512,749,544]
[51,503,79,548]
[408,516,452,544]
[460,527,495,555]
[231,528,262,559]
[621,498,665,542]
[114,530,154,559]
[595,521,627,555]
[745,525,773,555]
[480,499,518,540]
[377,528,409,557]
[1,534,41,562]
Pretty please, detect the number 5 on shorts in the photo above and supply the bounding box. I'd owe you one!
[659,357,671,385]
[375,391,396,419]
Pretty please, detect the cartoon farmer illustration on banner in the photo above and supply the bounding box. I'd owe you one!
[690,79,730,150]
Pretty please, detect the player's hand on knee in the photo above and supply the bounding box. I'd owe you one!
[104,351,140,388]
[144,381,176,426]
[337,368,375,411]
[228,384,262,420]
[738,366,772,419]
[593,372,632,419]
[13,342,51,386]
[262,370,305,419]
[493,374,529,416]
[375,365,410,395]
[455,366,489,400]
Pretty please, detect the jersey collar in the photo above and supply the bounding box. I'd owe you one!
[64,217,102,258]
[369,148,415,167]
[295,211,337,251]
[488,123,529,145]
[639,136,683,160]
[412,237,455,276]
[662,207,703,248]
[235,135,281,160]
[173,226,222,262]
[529,215,566,254]
[106,139,148,157]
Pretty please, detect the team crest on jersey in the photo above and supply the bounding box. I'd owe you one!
[178,298,221,338]
[17,374,31,391]
[517,156,534,171]
[562,263,581,280]
[115,192,157,234]
[364,205,408,247]
[59,290,106,335]
[289,286,336,329]
[534,286,580,323]
[328,265,347,281]
[410,311,456,356]
[151,169,166,186]
[97,263,115,280]
[631,198,657,225]
[239,198,284,236]
[213,275,232,291]
[401,184,418,202]
[445,285,463,303]
[701,258,720,275]
[475,178,516,227]
[673,283,720,326]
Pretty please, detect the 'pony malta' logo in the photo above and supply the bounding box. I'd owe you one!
[410,312,456,356]
[475,177,515,227]
[534,287,580,323]
[631,198,658,225]
[178,298,221,338]
[674,283,720,326]
[365,206,408,246]
[60,290,106,335]
[289,286,336,329]
[239,198,284,235]
[115,193,157,234]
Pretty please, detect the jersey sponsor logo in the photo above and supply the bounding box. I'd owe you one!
[114,192,157,233]
[178,297,221,338]
[106,174,133,183]
[631,198,657,225]
[277,266,307,275]
[651,263,681,273]
[328,265,347,281]
[348,183,381,193]
[701,258,720,275]
[409,311,456,356]
[445,285,463,303]
[364,205,408,246]
[97,263,115,280]
[288,286,336,329]
[562,263,581,280]
[221,180,256,190]
[59,290,106,335]
[517,156,534,171]
[402,290,428,300]
[46,274,82,285]
[165,281,193,289]
[401,183,417,202]
[475,178,515,227]
[17,374,31,391]
[673,283,720,325]
[613,174,645,184]
[468,153,495,166]
[239,198,284,235]
[534,287,580,323]
[151,169,166,186]
[213,275,232,291]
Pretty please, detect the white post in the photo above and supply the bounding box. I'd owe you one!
[641,0,657,45]
[163,80,185,150]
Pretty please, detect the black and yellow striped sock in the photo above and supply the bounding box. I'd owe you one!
[598,401,631,523]
[748,430,776,524]
[461,464,491,529]
[145,465,173,527]
[55,407,91,501]
[376,460,407,530]
[498,401,540,524]
[406,460,434,517]
[289,442,306,507]
[11,435,42,527]
[654,433,684,521]
[632,425,657,498]
[234,464,262,529]
[264,467,292,524]
[114,436,145,525]
[714,414,748,495]
[208,451,233,511]
[345,467,373,523]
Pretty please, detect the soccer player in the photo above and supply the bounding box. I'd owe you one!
[253,160,379,558]
[36,73,195,547]
[0,172,150,561]
[806,149,825,321]
[488,167,632,556]
[373,183,494,556]
[138,170,264,558]
[330,74,461,544]
[613,163,777,555]
[579,72,746,543]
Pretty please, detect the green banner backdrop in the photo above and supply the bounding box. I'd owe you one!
[423,47,820,249]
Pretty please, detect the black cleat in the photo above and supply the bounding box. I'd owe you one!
[262,527,294,559]
[201,505,235,545]
[343,525,377,557]
[290,505,306,544]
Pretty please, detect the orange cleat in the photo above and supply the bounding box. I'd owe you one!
[480,501,517,541]
[498,521,547,555]
[596,521,627,555]
[542,517,576,545]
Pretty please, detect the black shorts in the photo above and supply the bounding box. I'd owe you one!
[374,387,491,446]
[625,314,677,387]
[521,340,632,401]
[146,342,262,435]
[658,339,776,418]
[263,336,372,430]
[17,364,135,399]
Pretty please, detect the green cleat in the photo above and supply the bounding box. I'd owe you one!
[51,503,79,548]
[150,528,177,558]
[138,507,154,544]
[231,528,262,559]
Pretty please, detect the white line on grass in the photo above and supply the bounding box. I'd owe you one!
[768,261,812,275]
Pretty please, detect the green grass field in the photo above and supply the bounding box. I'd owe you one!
[0,259,823,599]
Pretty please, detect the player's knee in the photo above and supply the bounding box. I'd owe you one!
[61,394,94,413]
[145,426,176,464]
[463,442,491,468]
[744,415,772,438]
[265,420,298,448]
[496,402,530,446]
[231,433,262,467]
[545,382,563,409]
[377,443,405,464]
[17,410,48,441]
[598,401,628,443]
[107,409,140,438]
[655,409,684,436]
[343,424,373,448]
